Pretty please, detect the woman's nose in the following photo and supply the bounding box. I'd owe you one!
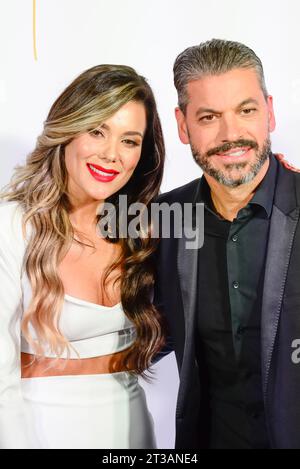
[99,140,119,163]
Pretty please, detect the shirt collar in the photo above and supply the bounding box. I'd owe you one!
[248,153,277,218]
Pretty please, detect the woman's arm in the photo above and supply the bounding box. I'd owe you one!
[0,203,40,448]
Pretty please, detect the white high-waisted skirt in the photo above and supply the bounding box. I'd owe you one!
[21,372,156,449]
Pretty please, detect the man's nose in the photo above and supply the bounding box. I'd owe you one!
[218,114,244,143]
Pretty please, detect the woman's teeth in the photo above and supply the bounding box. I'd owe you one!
[89,164,114,176]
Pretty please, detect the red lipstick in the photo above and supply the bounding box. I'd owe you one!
[87,163,119,182]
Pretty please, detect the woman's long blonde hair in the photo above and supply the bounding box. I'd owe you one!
[0,64,165,375]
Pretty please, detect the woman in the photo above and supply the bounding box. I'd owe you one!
[0,64,165,449]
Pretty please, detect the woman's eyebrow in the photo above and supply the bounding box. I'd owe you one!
[100,123,144,137]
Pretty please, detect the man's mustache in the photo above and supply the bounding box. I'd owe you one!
[206,139,258,157]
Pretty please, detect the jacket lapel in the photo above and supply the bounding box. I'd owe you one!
[261,161,300,398]
[177,179,203,340]
[176,187,203,417]
[177,180,203,340]
[177,233,199,335]
[176,228,199,417]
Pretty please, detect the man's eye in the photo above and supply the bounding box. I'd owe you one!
[241,108,257,115]
[200,114,216,122]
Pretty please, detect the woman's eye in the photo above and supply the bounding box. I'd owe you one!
[123,139,139,147]
[90,129,104,137]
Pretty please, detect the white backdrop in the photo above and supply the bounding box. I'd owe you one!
[1,0,300,448]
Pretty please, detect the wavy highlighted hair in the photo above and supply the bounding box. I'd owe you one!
[0,64,165,375]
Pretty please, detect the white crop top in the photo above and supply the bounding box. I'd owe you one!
[20,292,136,358]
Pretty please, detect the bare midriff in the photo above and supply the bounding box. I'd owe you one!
[21,350,130,378]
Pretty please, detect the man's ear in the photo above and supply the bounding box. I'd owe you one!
[267,95,276,133]
[175,107,190,144]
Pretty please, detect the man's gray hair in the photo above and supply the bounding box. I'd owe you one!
[173,38,268,113]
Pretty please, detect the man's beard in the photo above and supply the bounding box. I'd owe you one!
[190,137,272,188]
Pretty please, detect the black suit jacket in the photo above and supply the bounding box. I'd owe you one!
[154,155,300,448]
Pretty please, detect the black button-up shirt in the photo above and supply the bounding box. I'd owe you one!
[196,154,278,448]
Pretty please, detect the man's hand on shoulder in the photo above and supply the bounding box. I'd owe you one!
[275,153,300,173]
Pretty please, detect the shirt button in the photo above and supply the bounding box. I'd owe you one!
[232,234,238,242]
[232,281,239,289]
[237,325,245,335]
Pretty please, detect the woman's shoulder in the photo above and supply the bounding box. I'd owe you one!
[0,199,23,214]
[0,200,24,225]
[0,200,27,248]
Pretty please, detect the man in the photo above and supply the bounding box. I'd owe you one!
[155,39,300,449]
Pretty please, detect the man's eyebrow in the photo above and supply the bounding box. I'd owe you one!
[99,123,144,138]
[195,107,219,117]
[237,98,259,108]
[195,98,260,117]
